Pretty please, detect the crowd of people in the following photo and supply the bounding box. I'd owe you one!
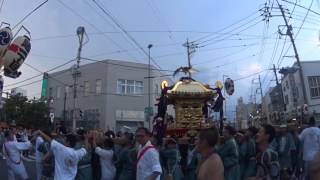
[1,117,320,180]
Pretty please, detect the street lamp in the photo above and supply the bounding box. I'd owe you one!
[147,44,153,130]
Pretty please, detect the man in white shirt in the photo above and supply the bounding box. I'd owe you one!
[92,131,116,180]
[37,130,90,180]
[300,117,320,179]
[135,127,162,180]
[3,129,32,180]
[35,135,44,180]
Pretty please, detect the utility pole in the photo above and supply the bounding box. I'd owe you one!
[258,75,263,103]
[147,44,153,130]
[273,64,285,111]
[186,40,191,78]
[63,92,67,122]
[277,1,308,106]
[72,26,86,130]
[184,39,198,78]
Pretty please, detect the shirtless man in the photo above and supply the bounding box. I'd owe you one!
[196,127,224,180]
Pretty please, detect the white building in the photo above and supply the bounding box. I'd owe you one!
[236,97,255,129]
[262,85,285,125]
[281,61,320,122]
[46,59,172,131]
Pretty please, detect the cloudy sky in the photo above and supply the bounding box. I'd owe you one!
[1,0,320,118]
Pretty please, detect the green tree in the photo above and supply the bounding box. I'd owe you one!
[2,94,50,129]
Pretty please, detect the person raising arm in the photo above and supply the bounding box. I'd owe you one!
[36,130,90,180]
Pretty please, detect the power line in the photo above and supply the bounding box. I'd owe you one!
[24,62,43,73]
[292,10,320,22]
[282,0,320,16]
[4,59,76,87]
[145,0,175,42]
[290,15,320,25]
[198,16,263,46]
[81,57,174,72]
[294,0,314,38]
[0,0,5,15]
[3,79,43,92]
[56,0,137,61]
[210,54,257,69]
[23,62,69,87]
[277,37,290,67]
[194,42,265,66]
[261,34,280,90]
[276,0,314,67]
[81,0,143,62]
[193,10,260,42]
[153,42,266,60]
[12,0,49,29]
[31,31,272,42]
[92,0,163,70]
[234,69,267,81]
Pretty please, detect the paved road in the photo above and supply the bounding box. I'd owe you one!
[0,155,37,180]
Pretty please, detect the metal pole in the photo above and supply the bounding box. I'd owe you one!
[273,64,285,111]
[258,75,263,103]
[223,75,227,118]
[277,1,308,106]
[72,26,85,130]
[63,92,66,122]
[186,40,191,78]
[148,44,153,130]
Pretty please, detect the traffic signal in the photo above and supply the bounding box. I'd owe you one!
[79,110,83,119]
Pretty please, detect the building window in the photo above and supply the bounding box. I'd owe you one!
[96,79,102,95]
[117,79,126,94]
[135,81,143,94]
[84,81,90,96]
[308,76,320,98]
[127,80,135,94]
[56,86,61,99]
[117,79,144,95]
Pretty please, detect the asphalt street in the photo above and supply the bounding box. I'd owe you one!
[0,155,37,180]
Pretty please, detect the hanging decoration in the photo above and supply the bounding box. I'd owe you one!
[224,78,235,95]
[0,24,31,79]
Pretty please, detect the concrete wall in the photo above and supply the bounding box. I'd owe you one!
[281,61,320,121]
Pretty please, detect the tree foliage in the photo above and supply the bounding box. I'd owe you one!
[1,94,50,129]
